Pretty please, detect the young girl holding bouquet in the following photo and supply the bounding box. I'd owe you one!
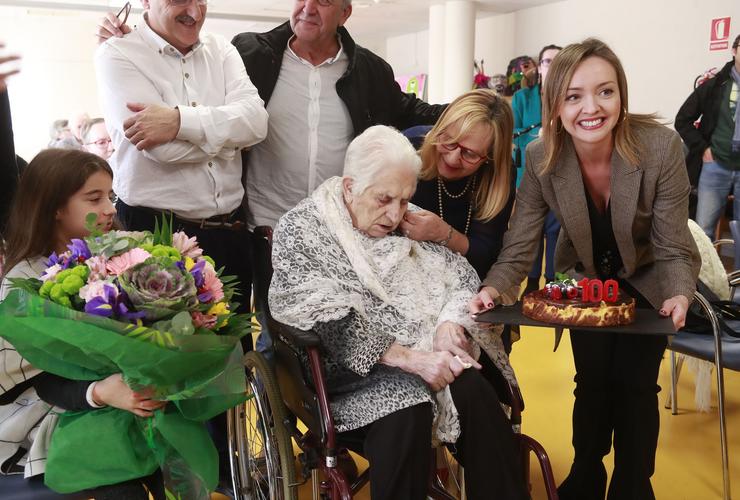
[0,149,166,499]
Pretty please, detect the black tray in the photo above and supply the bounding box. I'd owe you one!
[474,302,676,336]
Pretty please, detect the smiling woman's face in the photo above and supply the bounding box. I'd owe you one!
[343,166,417,238]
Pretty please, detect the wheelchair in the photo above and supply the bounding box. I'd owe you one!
[226,226,559,500]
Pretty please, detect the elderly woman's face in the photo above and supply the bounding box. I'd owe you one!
[343,166,417,238]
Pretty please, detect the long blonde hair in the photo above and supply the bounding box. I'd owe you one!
[540,38,660,174]
[419,89,513,222]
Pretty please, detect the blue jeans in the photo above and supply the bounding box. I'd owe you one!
[695,160,740,240]
[529,210,560,280]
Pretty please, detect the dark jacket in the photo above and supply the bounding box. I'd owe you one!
[675,60,735,186]
[231,22,445,136]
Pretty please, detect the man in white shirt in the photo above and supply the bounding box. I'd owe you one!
[95,0,267,313]
[95,3,268,492]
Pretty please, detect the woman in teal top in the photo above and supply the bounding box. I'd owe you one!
[512,44,562,293]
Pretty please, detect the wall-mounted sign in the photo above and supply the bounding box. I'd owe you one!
[710,17,731,51]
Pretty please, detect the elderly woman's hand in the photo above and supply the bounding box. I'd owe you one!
[469,286,500,314]
[659,294,690,330]
[399,210,449,242]
[434,322,481,369]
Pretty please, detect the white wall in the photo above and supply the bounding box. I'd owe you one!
[0,6,278,161]
[386,0,740,124]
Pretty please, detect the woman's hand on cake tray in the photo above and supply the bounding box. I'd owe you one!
[434,322,481,369]
[399,210,448,242]
[658,295,690,330]
[469,286,500,314]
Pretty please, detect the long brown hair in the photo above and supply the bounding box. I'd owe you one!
[540,38,660,174]
[2,149,113,276]
[419,89,513,222]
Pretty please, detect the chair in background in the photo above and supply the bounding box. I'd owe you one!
[665,288,740,500]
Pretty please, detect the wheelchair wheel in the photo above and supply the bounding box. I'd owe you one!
[228,351,297,500]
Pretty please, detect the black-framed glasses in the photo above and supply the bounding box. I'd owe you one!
[116,1,131,26]
[439,142,489,165]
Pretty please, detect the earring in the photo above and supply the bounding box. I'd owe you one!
[621,107,628,122]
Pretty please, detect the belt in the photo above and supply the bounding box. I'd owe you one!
[175,212,246,231]
[129,204,246,231]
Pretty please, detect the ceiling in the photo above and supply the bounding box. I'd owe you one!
[4,0,563,40]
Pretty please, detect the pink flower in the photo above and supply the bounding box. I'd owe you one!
[106,248,152,276]
[172,231,203,259]
[85,255,109,280]
[191,311,217,329]
[79,279,117,303]
[200,263,224,303]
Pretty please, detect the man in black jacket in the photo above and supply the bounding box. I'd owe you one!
[676,34,740,237]
[230,0,445,355]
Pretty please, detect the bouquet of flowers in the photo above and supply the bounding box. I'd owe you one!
[0,215,252,499]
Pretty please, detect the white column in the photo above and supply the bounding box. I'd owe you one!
[427,3,446,104]
[443,0,475,102]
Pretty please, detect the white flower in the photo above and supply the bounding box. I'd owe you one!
[41,264,62,282]
[79,279,117,303]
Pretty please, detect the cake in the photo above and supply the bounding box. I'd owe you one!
[521,275,635,327]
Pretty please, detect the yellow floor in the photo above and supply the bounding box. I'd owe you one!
[285,327,740,500]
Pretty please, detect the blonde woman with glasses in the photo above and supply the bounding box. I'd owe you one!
[400,89,515,280]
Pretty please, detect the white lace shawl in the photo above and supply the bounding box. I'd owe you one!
[269,177,516,442]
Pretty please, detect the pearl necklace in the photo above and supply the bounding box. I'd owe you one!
[437,176,475,235]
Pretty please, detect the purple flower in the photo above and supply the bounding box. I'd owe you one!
[85,284,146,322]
[190,259,206,289]
[67,239,91,263]
[45,251,71,271]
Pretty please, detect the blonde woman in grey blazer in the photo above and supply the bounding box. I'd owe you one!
[471,39,700,500]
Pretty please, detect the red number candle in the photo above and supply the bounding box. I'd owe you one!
[589,280,604,302]
[604,279,619,302]
[577,278,590,302]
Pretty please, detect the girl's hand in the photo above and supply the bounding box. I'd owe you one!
[659,295,690,330]
[399,210,449,242]
[92,374,166,418]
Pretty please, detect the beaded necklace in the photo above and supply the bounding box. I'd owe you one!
[437,175,476,235]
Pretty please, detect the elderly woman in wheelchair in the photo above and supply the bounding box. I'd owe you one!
[268,125,529,500]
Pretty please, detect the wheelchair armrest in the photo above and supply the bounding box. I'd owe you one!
[713,238,734,251]
[270,319,321,348]
[728,269,740,287]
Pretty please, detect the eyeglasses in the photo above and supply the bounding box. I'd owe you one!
[169,0,208,6]
[116,1,131,25]
[299,0,338,6]
[439,141,489,165]
[86,138,113,148]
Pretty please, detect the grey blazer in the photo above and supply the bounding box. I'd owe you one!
[482,123,701,308]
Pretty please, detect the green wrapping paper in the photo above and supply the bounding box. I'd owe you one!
[0,289,250,498]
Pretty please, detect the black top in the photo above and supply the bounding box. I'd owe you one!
[411,175,515,279]
[0,372,93,411]
[585,189,650,307]
[584,191,623,280]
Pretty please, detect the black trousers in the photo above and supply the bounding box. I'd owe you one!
[339,369,528,500]
[116,201,253,482]
[558,330,667,500]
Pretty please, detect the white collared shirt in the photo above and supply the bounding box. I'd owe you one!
[95,16,268,219]
[246,37,353,229]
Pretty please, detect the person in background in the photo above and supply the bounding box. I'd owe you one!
[81,117,114,160]
[511,43,562,295]
[675,33,740,240]
[68,111,90,145]
[470,39,700,500]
